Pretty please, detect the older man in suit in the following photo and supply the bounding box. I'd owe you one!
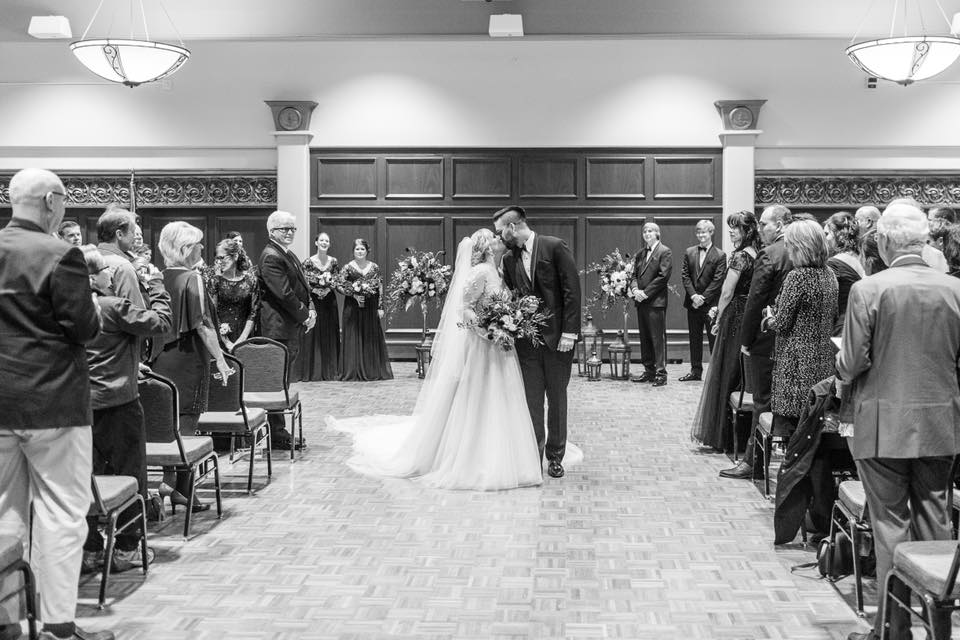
[679,219,727,381]
[839,203,960,640]
[259,210,315,449]
[630,222,673,386]
[0,169,113,640]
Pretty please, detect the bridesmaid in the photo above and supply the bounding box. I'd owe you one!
[302,232,341,380]
[338,238,393,381]
[208,237,261,352]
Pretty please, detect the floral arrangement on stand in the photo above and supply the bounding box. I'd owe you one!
[583,248,635,338]
[459,290,549,351]
[386,248,453,339]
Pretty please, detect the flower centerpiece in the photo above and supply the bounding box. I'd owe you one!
[583,249,636,358]
[386,248,453,341]
[458,290,550,351]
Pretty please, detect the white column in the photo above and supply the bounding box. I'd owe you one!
[274,131,313,260]
[718,130,761,254]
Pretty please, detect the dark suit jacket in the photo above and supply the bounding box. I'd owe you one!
[740,236,793,357]
[258,240,312,341]
[632,242,673,308]
[837,256,960,460]
[502,233,581,350]
[0,218,101,429]
[681,244,727,310]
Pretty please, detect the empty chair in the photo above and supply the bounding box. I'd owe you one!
[88,474,148,609]
[881,540,959,640]
[727,352,755,459]
[0,536,38,640]
[827,480,871,616]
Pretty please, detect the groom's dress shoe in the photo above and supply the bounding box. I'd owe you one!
[652,377,667,387]
[547,461,564,478]
[719,461,754,479]
[631,373,654,383]
[678,372,701,382]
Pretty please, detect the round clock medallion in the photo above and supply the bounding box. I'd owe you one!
[277,106,303,131]
[729,106,754,130]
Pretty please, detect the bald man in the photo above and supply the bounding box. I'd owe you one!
[838,203,960,640]
[0,169,114,640]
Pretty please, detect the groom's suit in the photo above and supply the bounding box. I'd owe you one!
[502,232,582,464]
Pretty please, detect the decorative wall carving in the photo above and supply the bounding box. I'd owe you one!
[756,174,960,207]
[0,173,276,207]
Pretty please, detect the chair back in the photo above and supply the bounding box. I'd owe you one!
[735,352,755,404]
[138,371,187,463]
[206,353,245,414]
[232,337,289,396]
[89,475,106,514]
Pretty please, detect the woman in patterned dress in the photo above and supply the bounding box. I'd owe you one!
[690,211,761,451]
[302,232,341,380]
[765,219,838,431]
[338,238,393,381]
[207,237,260,352]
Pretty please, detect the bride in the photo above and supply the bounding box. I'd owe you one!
[327,228,581,490]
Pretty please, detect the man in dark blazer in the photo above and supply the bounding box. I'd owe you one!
[496,205,582,479]
[838,204,960,640]
[721,204,793,479]
[0,169,113,640]
[679,219,727,381]
[630,222,673,386]
[258,210,315,448]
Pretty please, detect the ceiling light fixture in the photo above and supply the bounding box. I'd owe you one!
[846,0,960,86]
[70,0,190,88]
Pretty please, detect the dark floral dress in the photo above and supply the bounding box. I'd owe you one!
[207,268,261,344]
[338,261,393,381]
[770,267,838,419]
[691,249,756,450]
[302,255,341,381]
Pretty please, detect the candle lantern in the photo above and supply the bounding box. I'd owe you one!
[577,313,604,376]
[606,329,631,380]
[586,350,603,381]
[415,332,433,379]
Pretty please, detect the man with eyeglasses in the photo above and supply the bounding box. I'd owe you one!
[0,169,114,640]
[259,210,315,450]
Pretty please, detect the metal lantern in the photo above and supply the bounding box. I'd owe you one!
[586,350,603,381]
[415,332,434,379]
[577,313,604,376]
[606,329,631,380]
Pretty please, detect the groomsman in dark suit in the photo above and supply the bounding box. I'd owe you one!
[630,222,673,386]
[679,220,727,381]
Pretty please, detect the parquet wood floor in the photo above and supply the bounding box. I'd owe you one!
[71,363,878,639]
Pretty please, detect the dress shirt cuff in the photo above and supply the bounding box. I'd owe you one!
[561,332,578,341]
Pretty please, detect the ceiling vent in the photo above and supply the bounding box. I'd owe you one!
[489,14,523,37]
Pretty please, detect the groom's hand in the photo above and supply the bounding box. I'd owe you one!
[557,335,575,352]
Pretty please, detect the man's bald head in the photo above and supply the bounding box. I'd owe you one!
[877,203,930,264]
[9,168,67,233]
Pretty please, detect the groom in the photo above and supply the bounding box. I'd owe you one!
[494,206,582,478]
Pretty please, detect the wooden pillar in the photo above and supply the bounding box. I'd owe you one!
[715,100,766,253]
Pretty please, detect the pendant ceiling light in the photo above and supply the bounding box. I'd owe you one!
[70,0,190,88]
[846,0,960,86]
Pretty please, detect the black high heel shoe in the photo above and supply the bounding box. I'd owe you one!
[159,483,211,513]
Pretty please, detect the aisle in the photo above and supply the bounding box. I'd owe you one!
[77,363,866,639]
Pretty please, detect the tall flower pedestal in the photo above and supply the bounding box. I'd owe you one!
[606,307,632,380]
[415,299,432,379]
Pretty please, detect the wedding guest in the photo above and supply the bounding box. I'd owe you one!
[57,219,82,246]
[824,211,864,335]
[0,169,112,640]
[839,203,960,640]
[679,220,727,382]
[339,238,393,381]
[209,237,260,352]
[721,204,793,480]
[690,211,761,451]
[97,207,145,309]
[302,231,341,381]
[859,229,886,276]
[943,224,960,277]
[225,230,245,251]
[764,219,837,435]
[152,221,232,512]
[854,205,880,233]
[629,222,672,386]
[259,211,315,448]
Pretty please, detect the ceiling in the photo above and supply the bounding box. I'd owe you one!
[2,0,959,43]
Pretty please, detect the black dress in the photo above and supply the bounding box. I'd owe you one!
[826,255,862,336]
[338,261,393,381]
[690,249,756,450]
[301,255,341,381]
[207,269,261,344]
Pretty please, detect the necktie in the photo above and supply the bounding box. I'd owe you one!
[699,246,707,269]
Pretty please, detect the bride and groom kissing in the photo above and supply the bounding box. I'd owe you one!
[327,205,583,491]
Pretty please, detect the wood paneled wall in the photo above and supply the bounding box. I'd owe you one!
[310,148,723,361]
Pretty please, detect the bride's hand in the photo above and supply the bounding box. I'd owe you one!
[461,309,477,325]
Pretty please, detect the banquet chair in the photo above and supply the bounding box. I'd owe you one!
[881,540,959,640]
[140,371,222,538]
[754,411,789,497]
[0,536,38,640]
[88,474,147,608]
[233,338,303,460]
[727,352,755,460]
[198,353,271,493]
[827,479,871,616]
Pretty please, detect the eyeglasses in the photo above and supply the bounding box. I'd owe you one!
[272,226,297,233]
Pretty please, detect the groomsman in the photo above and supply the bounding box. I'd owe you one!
[679,220,727,381]
[630,222,673,386]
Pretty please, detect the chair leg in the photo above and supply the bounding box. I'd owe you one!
[826,503,840,581]
[288,410,295,461]
[850,522,864,616]
[247,433,255,494]
[212,455,223,518]
[99,513,118,609]
[763,433,773,497]
[266,428,273,477]
[17,561,38,640]
[183,470,196,538]
[298,401,303,451]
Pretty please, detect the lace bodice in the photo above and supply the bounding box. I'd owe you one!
[462,263,503,308]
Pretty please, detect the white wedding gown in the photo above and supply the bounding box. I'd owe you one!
[326,238,582,491]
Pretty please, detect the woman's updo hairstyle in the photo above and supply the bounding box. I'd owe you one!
[470,228,496,266]
[216,237,251,271]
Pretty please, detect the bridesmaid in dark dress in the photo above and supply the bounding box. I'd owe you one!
[690,211,761,451]
[338,238,393,381]
[208,237,261,351]
[824,211,864,335]
[302,232,341,380]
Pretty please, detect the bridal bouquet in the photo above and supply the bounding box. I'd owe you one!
[339,271,381,308]
[584,249,635,311]
[386,248,453,314]
[459,290,550,351]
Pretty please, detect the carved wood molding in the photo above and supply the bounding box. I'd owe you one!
[0,172,277,208]
[756,173,960,207]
